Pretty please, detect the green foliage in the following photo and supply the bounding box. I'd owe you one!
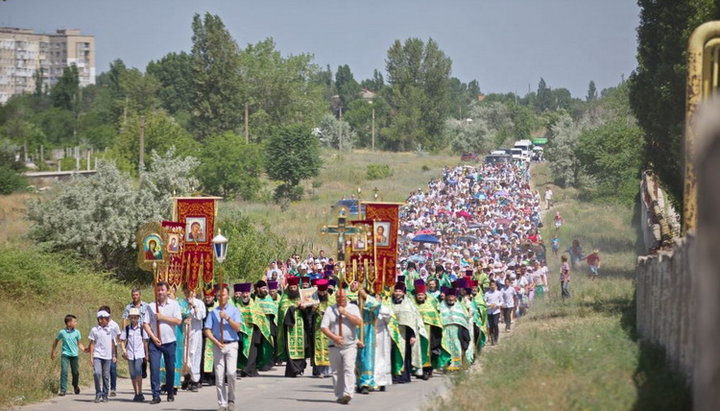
[366,163,394,180]
[344,97,390,148]
[197,132,264,199]
[445,118,492,154]
[146,51,194,115]
[239,38,326,142]
[217,208,289,282]
[545,113,582,187]
[265,125,321,201]
[385,38,452,151]
[576,120,645,203]
[27,153,198,273]
[335,64,361,108]
[587,80,598,102]
[109,110,199,173]
[629,0,720,207]
[317,113,355,150]
[51,64,79,112]
[190,13,243,141]
[0,167,26,194]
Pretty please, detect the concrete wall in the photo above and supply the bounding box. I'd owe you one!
[636,234,696,384]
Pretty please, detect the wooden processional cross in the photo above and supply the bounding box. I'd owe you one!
[320,207,362,336]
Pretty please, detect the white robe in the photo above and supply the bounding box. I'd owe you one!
[374,303,393,387]
[186,297,206,383]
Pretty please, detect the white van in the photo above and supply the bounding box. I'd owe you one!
[513,139,533,161]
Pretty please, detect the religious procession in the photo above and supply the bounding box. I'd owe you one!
[52,158,549,410]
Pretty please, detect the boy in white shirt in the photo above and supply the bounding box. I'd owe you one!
[120,308,149,402]
[88,310,118,403]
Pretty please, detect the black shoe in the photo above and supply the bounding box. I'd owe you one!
[150,397,161,405]
[73,386,80,395]
[132,394,139,402]
[360,386,369,395]
[167,394,175,402]
[138,394,145,402]
[191,383,198,392]
[421,373,430,381]
[379,386,386,392]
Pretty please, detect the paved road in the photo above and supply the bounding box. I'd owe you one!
[22,365,447,411]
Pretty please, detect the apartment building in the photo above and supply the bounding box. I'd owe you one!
[0,27,95,104]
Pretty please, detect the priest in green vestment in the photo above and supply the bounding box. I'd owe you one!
[233,283,274,377]
[276,276,311,377]
[412,279,443,378]
[311,279,335,377]
[254,280,278,370]
[388,278,426,383]
[438,288,471,371]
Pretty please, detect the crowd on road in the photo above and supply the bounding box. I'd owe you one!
[51,160,605,410]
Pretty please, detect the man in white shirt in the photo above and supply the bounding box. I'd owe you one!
[320,288,363,405]
[501,277,517,332]
[143,282,182,405]
[484,281,503,345]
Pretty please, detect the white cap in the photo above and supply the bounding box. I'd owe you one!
[96,310,110,318]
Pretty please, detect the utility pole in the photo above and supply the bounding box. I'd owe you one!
[371,106,376,152]
[139,116,145,184]
[339,106,343,151]
[244,102,249,144]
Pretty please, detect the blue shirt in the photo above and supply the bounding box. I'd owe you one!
[56,328,81,357]
[203,303,243,342]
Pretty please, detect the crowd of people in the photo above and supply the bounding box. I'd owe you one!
[52,160,563,410]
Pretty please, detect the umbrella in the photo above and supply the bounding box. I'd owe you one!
[414,229,434,236]
[457,236,478,243]
[456,210,473,219]
[437,209,452,215]
[495,218,512,225]
[408,255,427,263]
[412,234,441,244]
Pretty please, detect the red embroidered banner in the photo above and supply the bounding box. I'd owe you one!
[363,202,403,294]
[174,197,219,290]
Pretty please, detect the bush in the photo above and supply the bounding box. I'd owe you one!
[366,163,394,180]
[216,208,289,283]
[0,167,26,194]
[421,165,431,172]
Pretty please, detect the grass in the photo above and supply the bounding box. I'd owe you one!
[234,149,457,253]
[426,162,690,411]
[0,246,130,408]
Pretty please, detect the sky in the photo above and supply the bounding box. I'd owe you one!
[0,0,640,98]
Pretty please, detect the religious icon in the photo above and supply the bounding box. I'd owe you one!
[374,221,390,247]
[143,234,164,262]
[185,217,207,242]
[352,233,368,252]
[299,286,319,307]
[167,233,181,254]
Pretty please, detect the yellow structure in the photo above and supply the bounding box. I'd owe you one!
[684,21,720,233]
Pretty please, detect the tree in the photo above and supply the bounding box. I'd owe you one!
[385,38,452,150]
[575,120,645,203]
[119,68,160,114]
[586,80,598,102]
[534,78,553,113]
[335,64,361,109]
[265,125,321,202]
[197,132,264,199]
[629,0,720,207]
[238,38,326,142]
[109,110,199,173]
[27,152,198,272]
[190,13,243,141]
[51,64,79,112]
[545,113,582,187]
[317,113,356,151]
[146,52,194,115]
[360,69,385,92]
[445,118,492,154]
